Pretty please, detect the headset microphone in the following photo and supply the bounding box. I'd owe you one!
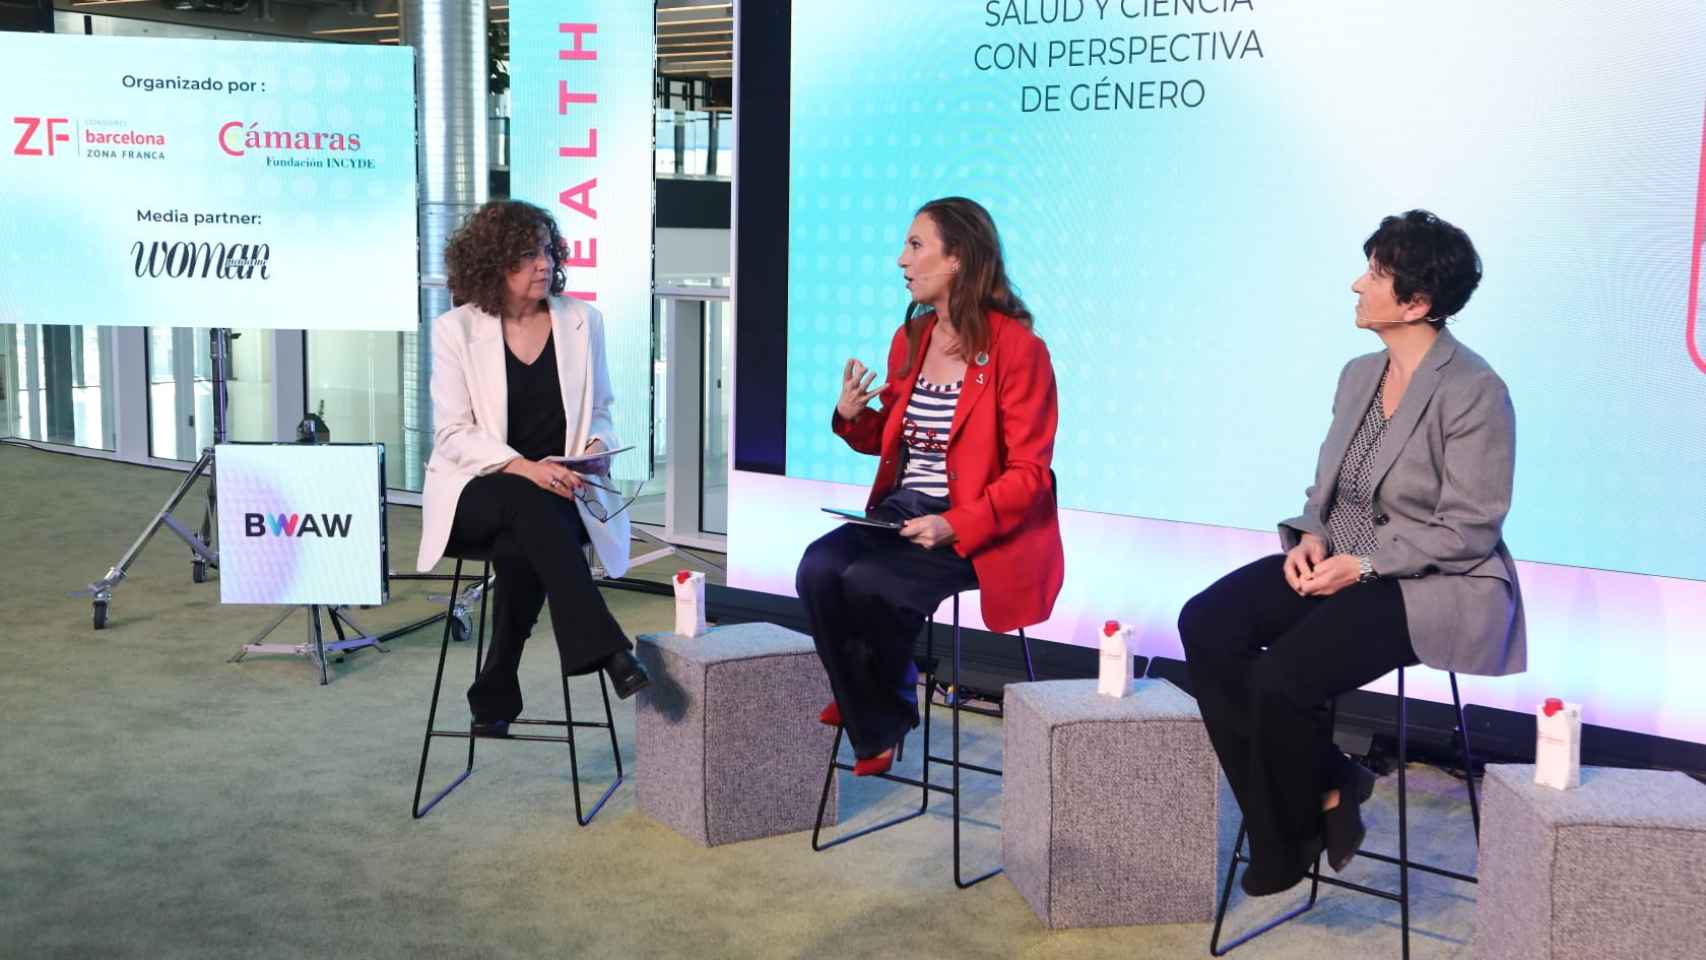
[1367,315,1454,325]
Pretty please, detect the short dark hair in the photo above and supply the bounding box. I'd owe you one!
[444,200,568,317]
[1362,210,1482,330]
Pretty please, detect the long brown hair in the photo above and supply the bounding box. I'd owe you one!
[898,197,1032,379]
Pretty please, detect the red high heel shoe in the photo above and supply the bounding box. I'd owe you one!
[818,702,842,727]
[852,748,894,777]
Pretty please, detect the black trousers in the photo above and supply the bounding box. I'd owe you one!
[795,489,979,761]
[447,472,630,723]
[1178,554,1417,874]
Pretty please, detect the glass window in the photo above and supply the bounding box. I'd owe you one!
[701,299,730,535]
[655,109,733,180]
[655,111,677,177]
[713,110,733,180]
[147,327,273,460]
[306,329,419,491]
[0,327,13,439]
[306,281,437,493]
[630,298,668,525]
[1,323,115,450]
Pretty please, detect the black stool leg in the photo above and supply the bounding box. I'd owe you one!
[810,615,935,851]
[1207,701,1331,955]
[813,593,1012,876]
[949,593,1003,889]
[1209,670,1479,956]
[1209,820,1324,955]
[1017,626,1036,682]
[1397,667,1411,960]
[919,613,935,807]
[811,725,848,849]
[562,670,623,827]
[413,560,488,818]
[809,722,932,849]
[1450,671,1481,840]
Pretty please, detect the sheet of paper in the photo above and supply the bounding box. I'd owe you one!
[546,444,635,467]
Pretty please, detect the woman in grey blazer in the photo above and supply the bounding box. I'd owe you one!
[1179,210,1525,897]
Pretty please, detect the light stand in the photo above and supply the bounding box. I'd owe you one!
[86,328,231,628]
[227,604,384,687]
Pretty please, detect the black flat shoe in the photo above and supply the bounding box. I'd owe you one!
[470,719,511,738]
[1325,758,1378,872]
[602,649,651,699]
[1240,833,1324,898]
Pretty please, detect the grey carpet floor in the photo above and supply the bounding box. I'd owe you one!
[0,445,1483,958]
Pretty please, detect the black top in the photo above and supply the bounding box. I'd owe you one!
[504,332,567,462]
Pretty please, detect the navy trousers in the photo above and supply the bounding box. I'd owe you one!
[795,489,979,760]
[1179,554,1417,878]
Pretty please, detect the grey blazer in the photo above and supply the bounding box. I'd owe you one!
[1280,329,1526,677]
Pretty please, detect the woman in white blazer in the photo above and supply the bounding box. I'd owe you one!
[1179,211,1522,897]
[415,200,649,736]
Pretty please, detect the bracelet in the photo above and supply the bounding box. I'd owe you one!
[1357,555,1377,583]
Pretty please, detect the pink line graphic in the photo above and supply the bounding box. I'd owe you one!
[1689,101,1706,375]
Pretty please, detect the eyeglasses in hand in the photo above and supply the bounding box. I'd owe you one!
[572,475,636,523]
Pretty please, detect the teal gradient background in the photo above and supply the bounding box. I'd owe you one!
[509,2,655,486]
[786,0,1706,581]
[0,33,418,332]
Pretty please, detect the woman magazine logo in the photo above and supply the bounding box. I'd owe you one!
[131,241,271,280]
[243,512,354,538]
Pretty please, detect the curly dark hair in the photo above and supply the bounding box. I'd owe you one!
[444,200,567,317]
[1362,209,1482,331]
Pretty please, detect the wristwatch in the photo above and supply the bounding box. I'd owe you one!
[1357,555,1377,583]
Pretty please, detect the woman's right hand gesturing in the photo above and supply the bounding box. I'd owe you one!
[1283,532,1328,594]
[503,457,583,499]
[836,358,887,421]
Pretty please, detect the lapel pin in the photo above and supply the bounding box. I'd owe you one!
[973,351,989,366]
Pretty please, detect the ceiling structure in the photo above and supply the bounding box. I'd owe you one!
[51,0,733,79]
[655,0,732,80]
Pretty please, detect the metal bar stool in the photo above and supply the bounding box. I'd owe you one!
[411,551,624,825]
[811,592,1036,889]
[1209,667,1481,958]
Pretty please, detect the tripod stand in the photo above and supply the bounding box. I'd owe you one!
[228,604,384,686]
[87,328,232,629]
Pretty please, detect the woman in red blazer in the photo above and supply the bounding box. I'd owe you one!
[795,197,1065,776]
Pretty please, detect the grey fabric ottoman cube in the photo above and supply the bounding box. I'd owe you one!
[1003,678,1220,929]
[634,623,838,846]
[1474,764,1706,960]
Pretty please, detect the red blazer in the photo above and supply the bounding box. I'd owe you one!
[832,310,1065,633]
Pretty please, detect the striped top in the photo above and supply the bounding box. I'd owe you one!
[899,376,961,497]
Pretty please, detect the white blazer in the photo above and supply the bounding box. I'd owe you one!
[415,296,631,578]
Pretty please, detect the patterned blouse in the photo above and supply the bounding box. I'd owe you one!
[1326,370,1390,558]
[899,376,961,498]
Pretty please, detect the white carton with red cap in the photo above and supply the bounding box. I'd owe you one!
[673,569,707,638]
[1097,619,1135,698]
[1534,697,1582,790]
